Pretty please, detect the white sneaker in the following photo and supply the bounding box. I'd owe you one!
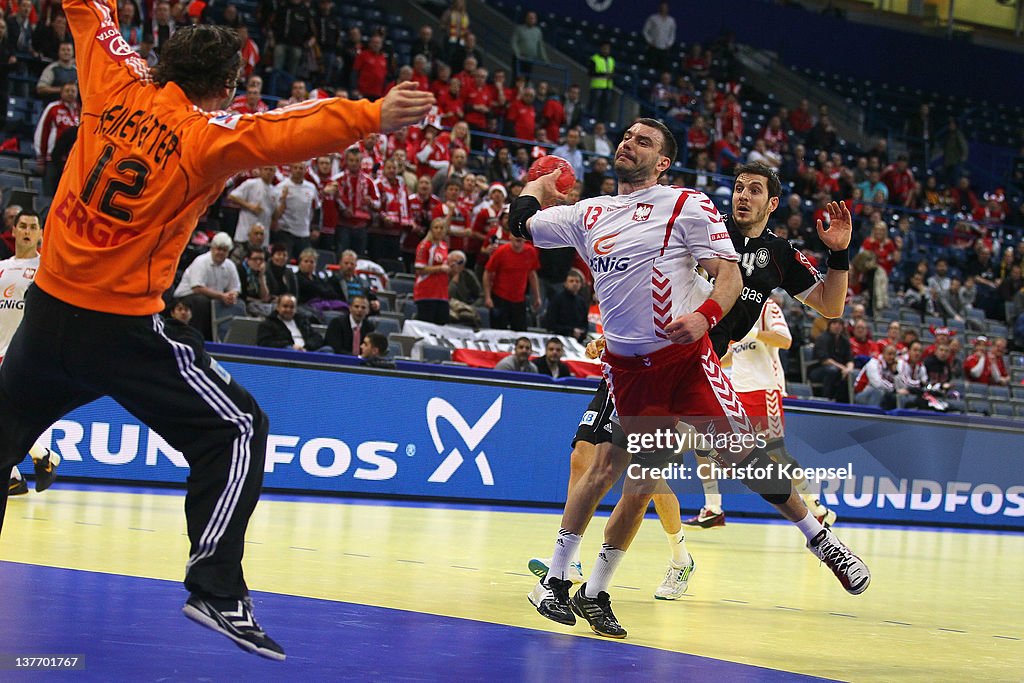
[528,557,584,584]
[653,555,696,600]
[807,528,870,595]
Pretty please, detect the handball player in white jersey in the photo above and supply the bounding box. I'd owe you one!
[0,210,60,496]
[509,118,869,638]
[712,297,836,524]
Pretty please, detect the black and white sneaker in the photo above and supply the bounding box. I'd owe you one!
[570,583,627,639]
[8,476,28,496]
[183,595,286,660]
[33,449,60,493]
[528,576,576,626]
[807,528,871,595]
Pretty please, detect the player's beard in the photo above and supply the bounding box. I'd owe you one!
[734,202,771,231]
[614,156,657,186]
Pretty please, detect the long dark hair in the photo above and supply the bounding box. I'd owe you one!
[151,25,242,102]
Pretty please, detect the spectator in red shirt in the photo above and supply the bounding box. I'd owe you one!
[414,217,450,324]
[849,320,879,367]
[506,87,537,142]
[431,63,453,98]
[760,115,789,154]
[964,336,1009,385]
[404,175,441,266]
[432,180,471,253]
[414,116,450,178]
[230,75,269,114]
[436,77,464,128]
[462,66,495,135]
[238,25,260,81]
[540,87,566,143]
[789,98,813,135]
[353,33,388,100]
[881,153,915,206]
[972,196,1006,226]
[411,54,431,91]
[469,183,507,269]
[686,114,711,157]
[454,55,477,93]
[712,130,741,172]
[716,92,743,139]
[483,235,541,331]
[861,221,898,275]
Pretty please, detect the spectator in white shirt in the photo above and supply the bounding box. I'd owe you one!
[272,162,320,258]
[230,165,278,245]
[642,2,676,73]
[173,232,246,341]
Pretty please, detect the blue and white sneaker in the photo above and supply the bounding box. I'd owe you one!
[528,557,584,584]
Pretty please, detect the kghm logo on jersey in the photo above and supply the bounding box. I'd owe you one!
[632,203,654,222]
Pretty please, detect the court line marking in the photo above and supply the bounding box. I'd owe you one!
[290,547,317,552]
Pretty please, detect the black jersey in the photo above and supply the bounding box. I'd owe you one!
[708,215,822,356]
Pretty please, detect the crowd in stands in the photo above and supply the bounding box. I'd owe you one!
[1,0,1022,412]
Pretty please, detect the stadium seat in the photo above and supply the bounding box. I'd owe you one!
[388,334,420,357]
[991,401,1014,417]
[989,385,1010,401]
[788,382,813,399]
[0,172,26,191]
[390,274,415,296]
[420,344,451,363]
[224,317,262,346]
[966,399,991,415]
[964,382,989,399]
[370,316,402,337]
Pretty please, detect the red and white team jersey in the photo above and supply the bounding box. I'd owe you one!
[34,100,80,162]
[728,298,790,394]
[531,185,737,352]
[0,254,39,357]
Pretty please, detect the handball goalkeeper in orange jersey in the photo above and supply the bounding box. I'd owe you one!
[0,0,432,660]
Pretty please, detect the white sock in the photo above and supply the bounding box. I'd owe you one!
[700,472,722,509]
[571,538,582,566]
[28,444,51,463]
[795,511,825,542]
[10,465,22,481]
[667,528,689,567]
[548,529,582,582]
[585,543,625,597]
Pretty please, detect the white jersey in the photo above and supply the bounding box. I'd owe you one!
[531,185,737,351]
[0,254,39,357]
[728,298,790,394]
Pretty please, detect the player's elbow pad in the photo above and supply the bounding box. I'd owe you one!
[509,195,541,239]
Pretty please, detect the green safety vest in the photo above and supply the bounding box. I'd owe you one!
[590,54,615,90]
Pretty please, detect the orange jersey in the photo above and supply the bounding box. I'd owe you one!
[40,0,384,315]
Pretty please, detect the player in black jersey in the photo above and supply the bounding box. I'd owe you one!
[686,161,851,528]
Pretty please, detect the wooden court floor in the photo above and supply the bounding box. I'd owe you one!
[1,486,1022,681]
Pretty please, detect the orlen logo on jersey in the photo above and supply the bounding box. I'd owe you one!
[632,203,654,222]
[426,396,502,485]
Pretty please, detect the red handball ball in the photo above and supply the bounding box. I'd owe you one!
[528,155,576,194]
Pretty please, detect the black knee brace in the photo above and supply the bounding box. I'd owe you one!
[737,447,791,505]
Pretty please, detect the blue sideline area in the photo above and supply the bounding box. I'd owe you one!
[0,562,832,682]
[33,347,1024,530]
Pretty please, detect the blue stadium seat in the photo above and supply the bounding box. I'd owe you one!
[420,344,451,363]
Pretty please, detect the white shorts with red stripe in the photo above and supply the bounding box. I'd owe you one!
[737,389,785,441]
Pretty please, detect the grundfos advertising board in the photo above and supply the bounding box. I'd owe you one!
[35,355,1024,529]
